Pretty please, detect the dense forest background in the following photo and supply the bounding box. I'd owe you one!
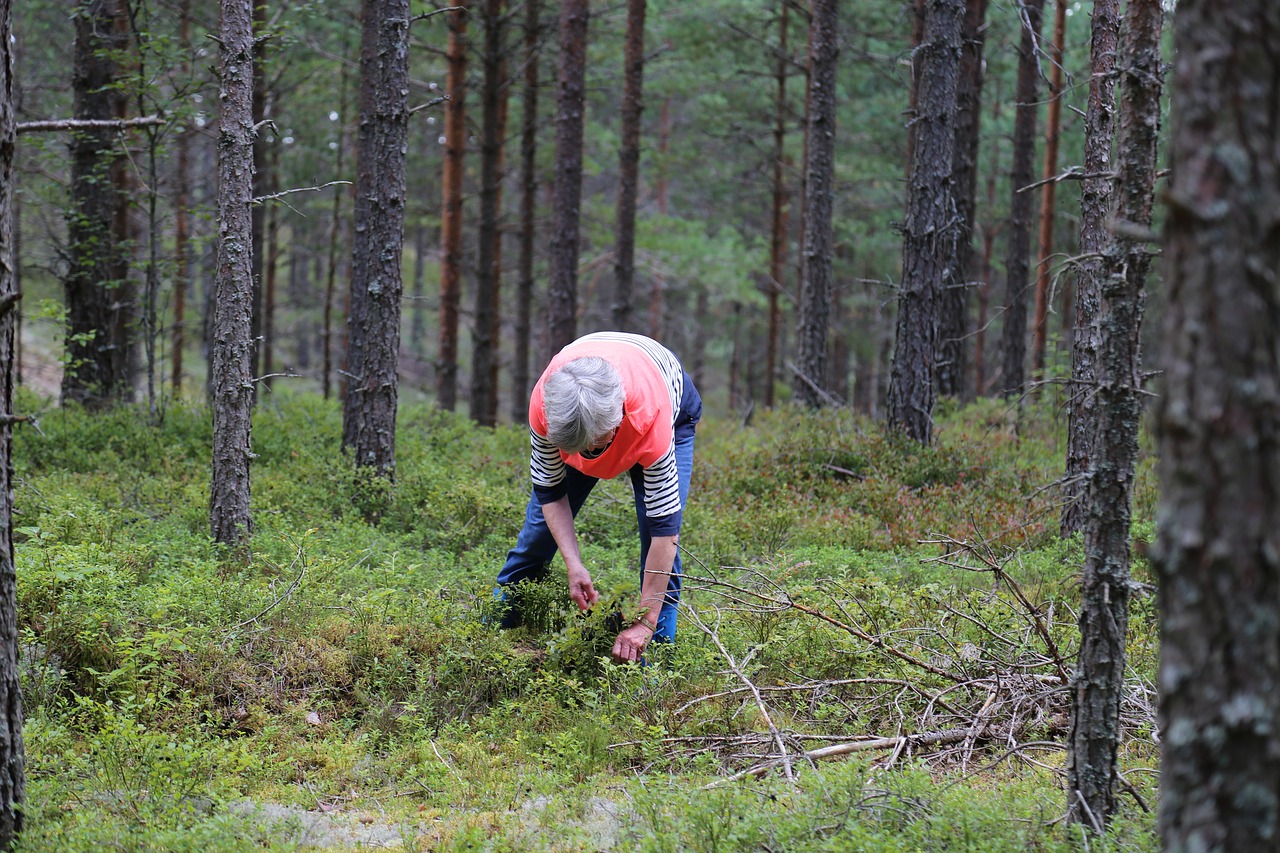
[10,0,1106,419]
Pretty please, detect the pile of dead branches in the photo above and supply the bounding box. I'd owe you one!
[624,535,1157,787]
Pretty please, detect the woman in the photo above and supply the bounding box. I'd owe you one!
[495,331,701,663]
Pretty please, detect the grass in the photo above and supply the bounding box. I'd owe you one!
[9,387,1160,851]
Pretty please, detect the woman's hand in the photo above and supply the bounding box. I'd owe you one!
[567,566,599,611]
[611,621,653,663]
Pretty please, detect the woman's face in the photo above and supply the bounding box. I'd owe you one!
[584,427,617,454]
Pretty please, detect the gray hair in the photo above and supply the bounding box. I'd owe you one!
[543,356,624,454]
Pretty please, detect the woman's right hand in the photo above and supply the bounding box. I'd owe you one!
[567,566,599,611]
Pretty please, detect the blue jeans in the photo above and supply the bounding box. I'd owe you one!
[496,378,701,642]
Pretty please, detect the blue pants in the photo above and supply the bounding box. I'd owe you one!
[496,378,701,642]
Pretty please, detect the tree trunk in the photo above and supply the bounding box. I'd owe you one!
[0,1,27,840]
[1067,0,1163,829]
[437,2,468,410]
[887,0,963,442]
[210,0,257,551]
[611,0,646,333]
[999,0,1044,399]
[935,0,988,400]
[510,0,540,423]
[1156,1,1280,849]
[765,3,790,410]
[1031,0,1066,377]
[342,0,410,477]
[792,0,838,408]
[648,98,670,339]
[63,0,133,409]
[250,0,269,397]
[172,0,192,395]
[471,0,507,426]
[547,0,588,353]
[322,66,351,401]
[1062,0,1120,537]
[262,137,281,391]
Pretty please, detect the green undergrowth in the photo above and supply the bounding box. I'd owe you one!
[9,387,1160,851]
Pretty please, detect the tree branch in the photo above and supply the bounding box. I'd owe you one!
[17,116,166,135]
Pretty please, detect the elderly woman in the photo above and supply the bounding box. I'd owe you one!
[495,331,701,663]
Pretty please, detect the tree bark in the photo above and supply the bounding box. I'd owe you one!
[210,0,257,550]
[1067,0,1163,829]
[611,0,646,333]
[999,0,1044,399]
[63,0,133,409]
[342,0,410,478]
[0,1,27,840]
[1031,0,1066,377]
[765,3,790,410]
[437,3,468,410]
[172,0,192,395]
[1155,2,1280,850]
[547,0,589,353]
[471,0,507,426]
[1062,0,1120,537]
[935,0,988,400]
[510,0,540,423]
[887,0,963,442]
[792,0,838,409]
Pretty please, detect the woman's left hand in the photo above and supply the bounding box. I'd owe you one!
[611,622,653,663]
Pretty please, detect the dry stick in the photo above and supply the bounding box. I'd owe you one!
[675,676,968,720]
[683,603,796,783]
[16,116,166,134]
[921,534,1072,684]
[719,727,977,784]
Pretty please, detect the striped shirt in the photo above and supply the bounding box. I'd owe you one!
[529,332,686,523]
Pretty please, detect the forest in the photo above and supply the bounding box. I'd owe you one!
[0,0,1278,850]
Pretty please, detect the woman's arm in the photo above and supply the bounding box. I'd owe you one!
[542,495,599,611]
[612,533,677,663]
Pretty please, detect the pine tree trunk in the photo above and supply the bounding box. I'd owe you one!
[611,0,646,333]
[438,3,468,410]
[1155,2,1280,849]
[1062,0,1120,537]
[0,2,26,839]
[935,0,988,400]
[262,139,281,391]
[211,0,257,550]
[1031,0,1066,377]
[510,0,540,424]
[887,0,963,442]
[323,66,351,401]
[250,0,270,397]
[765,3,790,410]
[471,0,507,427]
[1067,0,1162,828]
[342,0,409,477]
[547,0,589,353]
[172,0,192,395]
[792,0,838,408]
[999,0,1044,399]
[63,0,132,409]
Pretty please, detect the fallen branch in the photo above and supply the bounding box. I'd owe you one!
[17,116,166,134]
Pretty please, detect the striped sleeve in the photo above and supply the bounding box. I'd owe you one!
[642,444,682,530]
[530,427,568,503]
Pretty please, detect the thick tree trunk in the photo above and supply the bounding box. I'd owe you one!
[1067,0,1163,829]
[437,3,467,410]
[510,0,540,424]
[0,1,27,840]
[792,0,838,408]
[887,0,963,442]
[999,0,1044,399]
[342,0,409,477]
[547,0,588,353]
[63,0,133,409]
[1155,2,1280,851]
[1062,0,1120,537]
[611,0,646,333]
[765,3,790,410]
[471,0,507,427]
[1031,0,1066,377]
[935,0,988,400]
[210,0,257,550]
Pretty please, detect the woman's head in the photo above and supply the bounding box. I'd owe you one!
[543,356,624,454]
